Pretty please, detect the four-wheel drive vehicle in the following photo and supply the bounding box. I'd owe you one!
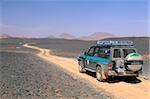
[78,41,143,81]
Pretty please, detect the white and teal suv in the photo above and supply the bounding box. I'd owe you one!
[78,41,143,81]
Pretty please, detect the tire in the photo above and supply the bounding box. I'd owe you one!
[78,60,86,73]
[96,66,105,82]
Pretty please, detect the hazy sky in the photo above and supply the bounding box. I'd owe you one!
[0,0,149,37]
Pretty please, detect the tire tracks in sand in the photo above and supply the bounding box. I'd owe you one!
[23,43,150,99]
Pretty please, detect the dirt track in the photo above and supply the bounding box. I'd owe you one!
[23,43,150,99]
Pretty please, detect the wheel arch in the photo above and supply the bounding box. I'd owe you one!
[96,63,104,70]
[78,57,84,61]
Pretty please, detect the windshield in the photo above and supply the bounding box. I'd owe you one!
[123,49,136,58]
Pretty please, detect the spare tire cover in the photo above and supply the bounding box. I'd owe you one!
[125,53,143,71]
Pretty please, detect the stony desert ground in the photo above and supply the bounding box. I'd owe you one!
[0,51,111,99]
[0,37,150,99]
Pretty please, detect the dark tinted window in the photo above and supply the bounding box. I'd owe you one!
[94,47,100,57]
[88,47,95,56]
[113,49,121,58]
[98,47,110,58]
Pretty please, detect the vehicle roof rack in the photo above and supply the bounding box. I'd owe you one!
[96,40,133,46]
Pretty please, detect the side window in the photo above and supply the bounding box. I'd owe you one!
[99,47,110,58]
[113,49,121,58]
[94,47,100,57]
[88,47,95,56]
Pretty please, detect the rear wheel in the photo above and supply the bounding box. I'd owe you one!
[96,66,105,82]
[78,60,86,73]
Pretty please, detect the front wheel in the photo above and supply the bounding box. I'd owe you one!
[96,66,105,82]
[78,60,86,73]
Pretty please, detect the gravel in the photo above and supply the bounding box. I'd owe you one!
[0,52,112,99]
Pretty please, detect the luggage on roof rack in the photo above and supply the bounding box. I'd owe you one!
[96,40,133,46]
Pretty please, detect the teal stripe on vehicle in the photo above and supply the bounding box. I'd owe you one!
[82,55,110,65]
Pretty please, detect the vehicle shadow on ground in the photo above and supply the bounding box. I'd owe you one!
[107,77,142,84]
[85,71,142,84]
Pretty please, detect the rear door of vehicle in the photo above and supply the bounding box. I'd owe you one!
[97,47,111,67]
[88,47,111,70]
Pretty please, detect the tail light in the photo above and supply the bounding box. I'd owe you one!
[108,63,113,71]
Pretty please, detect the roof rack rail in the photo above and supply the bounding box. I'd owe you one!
[97,40,133,46]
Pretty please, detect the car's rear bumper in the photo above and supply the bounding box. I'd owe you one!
[107,70,141,77]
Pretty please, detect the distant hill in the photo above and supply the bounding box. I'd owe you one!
[1,32,115,40]
[57,33,76,39]
[0,34,12,39]
[48,32,115,40]
[48,34,56,39]
[79,32,115,40]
